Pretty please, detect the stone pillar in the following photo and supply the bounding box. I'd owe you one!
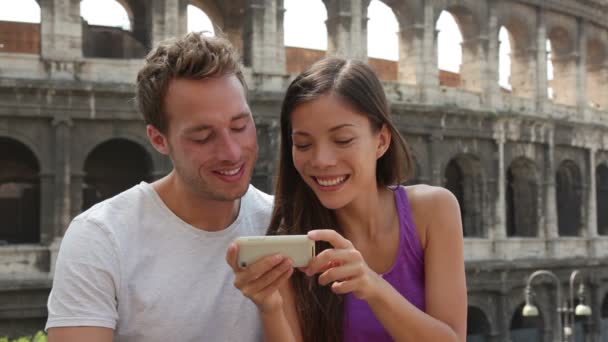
[39,172,55,244]
[150,0,181,47]
[494,127,506,240]
[459,35,490,93]
[484,2,500,107]
[398,1,437,87]
[544,129,559,253]
[428,131,443,186]
[587,148,598,257]
[575,18,588,113]
[177,0,189,37]
[52,117,72,239]
[39,0,83,79]
[534,7,548,112]
[510,47,537,99]
[242,0,287,90]
[323,0,369,60]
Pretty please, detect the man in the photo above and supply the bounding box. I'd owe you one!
[46,32,276,341]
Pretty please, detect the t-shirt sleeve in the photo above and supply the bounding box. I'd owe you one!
[45,216,120,331]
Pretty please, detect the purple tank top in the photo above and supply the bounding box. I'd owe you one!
[343,186,426,342]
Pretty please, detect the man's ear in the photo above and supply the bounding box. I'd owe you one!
[376,124,391,159]
[147,124,170,155]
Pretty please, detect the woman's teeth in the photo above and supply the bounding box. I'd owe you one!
[316,176,347,186]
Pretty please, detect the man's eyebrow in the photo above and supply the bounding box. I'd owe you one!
[231,112,251,121]
[292,124,355,136]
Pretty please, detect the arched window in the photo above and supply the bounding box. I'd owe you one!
[284,0,326,50]
[436,11,463,80]
[83,139,152,211]
[467,306,491,341]
[511,302,544,342]
[556,160,583,237]
[187,4,214,36]
[0,138,40,244]
[367,0,398,61]
[499,27,512,91]
[586,39,607,109]
[547,26,575,105]
[506,158,539,237]
[444,155,484,237]
[597,164,608,235]
[81,0,131,30]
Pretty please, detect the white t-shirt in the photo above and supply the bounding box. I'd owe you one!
[46,182,273,342]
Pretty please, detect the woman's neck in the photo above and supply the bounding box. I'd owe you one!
[335,185,397,242]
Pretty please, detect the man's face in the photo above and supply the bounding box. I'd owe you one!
[160,75,258,201]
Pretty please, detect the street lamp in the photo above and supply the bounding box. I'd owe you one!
[522,269,592,342]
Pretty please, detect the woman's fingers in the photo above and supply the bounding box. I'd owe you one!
[307,229,352,249]
[318,263,360,286]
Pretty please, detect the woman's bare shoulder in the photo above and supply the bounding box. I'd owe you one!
[402,184,461,248]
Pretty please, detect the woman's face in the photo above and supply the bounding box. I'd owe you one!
[290,94,390,210]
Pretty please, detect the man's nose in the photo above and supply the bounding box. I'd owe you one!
[216,131,241,162]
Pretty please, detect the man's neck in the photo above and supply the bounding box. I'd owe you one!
[152,172,241,232]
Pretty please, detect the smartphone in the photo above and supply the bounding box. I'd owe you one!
[235,235,315,268]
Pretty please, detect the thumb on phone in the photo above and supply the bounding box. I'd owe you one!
[226,243,240,271]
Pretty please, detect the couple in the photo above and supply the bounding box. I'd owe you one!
[45,32,467,341]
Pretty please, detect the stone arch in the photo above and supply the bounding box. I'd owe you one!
[380,0,423,84]
[510,301,545,342]
[82,138,153,211]
[496,5,536,99]
[81,0,147,58]
[443,154,484,237]
[545,14,577,105]
[0,137,41,244]
[189,0,223,33]
[597,163,608,236]
[586,35,608,109]
[556,160,583,237]
[467,305,491,341]
[506,157,539,237]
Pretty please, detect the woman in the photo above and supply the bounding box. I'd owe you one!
[228,58,467,342]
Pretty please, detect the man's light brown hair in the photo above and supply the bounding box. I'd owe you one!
[136,32,246,133]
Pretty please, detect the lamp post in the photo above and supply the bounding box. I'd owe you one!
[522,269,592,342]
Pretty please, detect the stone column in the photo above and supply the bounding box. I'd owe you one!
[242,0,287,90]
[398,1,437,88]
[544,129,559,254]
[494,127,506,240]
[70,171,84,220]
[534,7,548,113]
[150,0,182,47]
[459,35,490,94]
[39,0,83,79]
[52,117,72,238]
[587,148,598,257]
[575,18,588,113]
[510,47,538,99]
[323,0,369,60]
[484,1,500,107]
[428,131,443,186]
[39,171,55,244]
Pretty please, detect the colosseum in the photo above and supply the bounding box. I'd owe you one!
[1,0,607,340]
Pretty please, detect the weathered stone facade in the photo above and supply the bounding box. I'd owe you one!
[1,0,608,340]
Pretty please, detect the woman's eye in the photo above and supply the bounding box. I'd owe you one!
[293,144,311,150]
[335,138,354,145]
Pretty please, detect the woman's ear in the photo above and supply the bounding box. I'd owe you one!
[376,124,391,159]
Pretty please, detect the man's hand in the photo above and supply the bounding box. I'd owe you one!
[226,243,294,314]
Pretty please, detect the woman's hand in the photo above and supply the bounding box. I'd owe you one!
[302,229,384,301]
[226,243,294,314]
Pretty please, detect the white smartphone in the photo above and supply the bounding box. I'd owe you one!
[235,235,315,268]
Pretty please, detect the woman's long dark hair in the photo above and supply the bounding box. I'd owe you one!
[267,58,415,342]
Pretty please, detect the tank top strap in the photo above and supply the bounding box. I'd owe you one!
[394,186,424,264]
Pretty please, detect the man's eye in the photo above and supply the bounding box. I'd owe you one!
[232,125,247,132]
[193,136,211,144]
